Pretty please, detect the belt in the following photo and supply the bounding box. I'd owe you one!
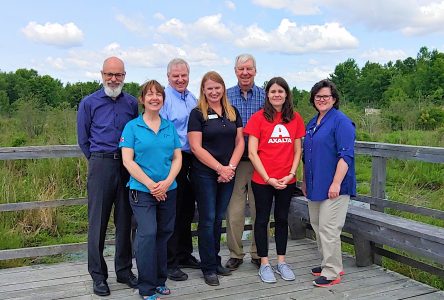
[91,152,121,160]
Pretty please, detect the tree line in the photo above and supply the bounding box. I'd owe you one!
[0,46,443,130]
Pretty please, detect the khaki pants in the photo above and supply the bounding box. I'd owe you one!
[308,195,350,280]
[226,161,259,259]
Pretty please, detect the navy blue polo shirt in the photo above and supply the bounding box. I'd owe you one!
[303,108,356,201]
[119,114,182,193]
[187,107,243,173]
[77,88,139,159]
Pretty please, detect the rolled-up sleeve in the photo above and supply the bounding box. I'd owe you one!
[335,118,355,167]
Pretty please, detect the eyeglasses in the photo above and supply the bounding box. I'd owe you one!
[314,95,332,101]
[102,72,126,80]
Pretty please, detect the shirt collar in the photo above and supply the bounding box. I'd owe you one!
[136,114,169,130]
[167,85,189,101]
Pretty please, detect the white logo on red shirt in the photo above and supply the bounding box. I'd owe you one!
[268,124,292,143]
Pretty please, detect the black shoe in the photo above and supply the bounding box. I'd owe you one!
[204,273,220,286]
[178,256,201,269]
[216,265,232,276]
[167,268,188,281]
[93,280,110,296]
[116,271,138,288]
[225,258,243,270]
[251,258,261,268]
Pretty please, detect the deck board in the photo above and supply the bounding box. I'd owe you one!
[0,239,442,300]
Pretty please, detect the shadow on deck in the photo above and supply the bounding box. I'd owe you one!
[1,239,443,300]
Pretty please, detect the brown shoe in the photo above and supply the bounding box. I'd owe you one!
[225,258,243,270]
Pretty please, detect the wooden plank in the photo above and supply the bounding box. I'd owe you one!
[0,198,87,212]
[0,145,83,160]
[1,142,443,162]
[355,141,444,163]
[0,240,440,300]
[0,240,114,260]
[354,195,444,220]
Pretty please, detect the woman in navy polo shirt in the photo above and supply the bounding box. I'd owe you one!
[302,79,356,288]
[188,71,244,286]
[120,80,182,300]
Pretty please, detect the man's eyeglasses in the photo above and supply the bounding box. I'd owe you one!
[314,95,332,101]
[102,72,126,80]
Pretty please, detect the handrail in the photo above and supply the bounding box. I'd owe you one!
[1,141,443,161]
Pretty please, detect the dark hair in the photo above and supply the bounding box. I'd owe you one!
[263,77,294,123]
[139,80,165,109]
[309,79,340,111]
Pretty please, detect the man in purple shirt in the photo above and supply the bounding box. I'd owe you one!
[77,57,139,297]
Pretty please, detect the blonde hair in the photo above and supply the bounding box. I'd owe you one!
[197,71,237,122]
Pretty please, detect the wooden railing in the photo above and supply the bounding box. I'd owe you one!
[288,142,444,278]
[1,142,444,280]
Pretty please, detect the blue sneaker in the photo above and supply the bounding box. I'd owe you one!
[258,264,277,283]
[275,262,295,281]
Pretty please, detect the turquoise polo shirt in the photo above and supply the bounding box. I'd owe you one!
[119,114,182,193]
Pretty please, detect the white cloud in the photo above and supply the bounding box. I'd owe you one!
[327,0,444,36]
[158,14,233,42]
[361,48,408,63]
[115,14,151,37]
[45,57,65,70]
[401,1,444,35]
[251,0,444,36]
[158,18,188,39]
[154,12,165,21]
[22,21,84,47]
[80,43,229,69]
[235,19,359,53]
[193,14,232,39]
[252,0,322,15]
[225,1,236,10]
[286,66,333,90]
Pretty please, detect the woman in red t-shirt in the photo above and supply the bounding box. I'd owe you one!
[244,77,305,283]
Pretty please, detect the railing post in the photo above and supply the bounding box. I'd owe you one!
[288,197,307,239]
[353,234,374,266]
[370,156,387,265]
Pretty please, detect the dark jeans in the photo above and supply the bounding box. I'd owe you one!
[87,154,133,282]
[252,182,294,257]
[167,152,196,269]
[192,168,234,275]
[130,189,176,297]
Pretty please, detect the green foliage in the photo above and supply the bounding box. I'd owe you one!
[417,107,444,130]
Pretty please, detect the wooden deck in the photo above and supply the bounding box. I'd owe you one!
[1,239,442,300]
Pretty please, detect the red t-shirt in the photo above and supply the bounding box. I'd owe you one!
[244,110,305,184]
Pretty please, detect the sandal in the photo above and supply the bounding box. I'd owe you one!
[155,285,171,295]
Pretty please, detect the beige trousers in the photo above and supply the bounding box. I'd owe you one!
[226,161,259,259]
[308,195,350,280]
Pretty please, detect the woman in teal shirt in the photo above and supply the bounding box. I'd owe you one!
[120,80,182,300]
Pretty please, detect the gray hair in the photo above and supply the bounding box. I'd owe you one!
[167,58,190,74]
[234,54,256,69]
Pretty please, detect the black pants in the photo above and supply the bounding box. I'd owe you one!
[252,182,293,257]
[87,153,133,281]
[167,151,196,269]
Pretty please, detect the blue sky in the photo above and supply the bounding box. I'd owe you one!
[2,0,444,93]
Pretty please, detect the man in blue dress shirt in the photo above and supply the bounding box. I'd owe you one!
[77,57,139,296]
[160,58,200,281]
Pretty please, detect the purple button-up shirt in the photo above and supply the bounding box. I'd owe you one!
[77,88,139,159]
